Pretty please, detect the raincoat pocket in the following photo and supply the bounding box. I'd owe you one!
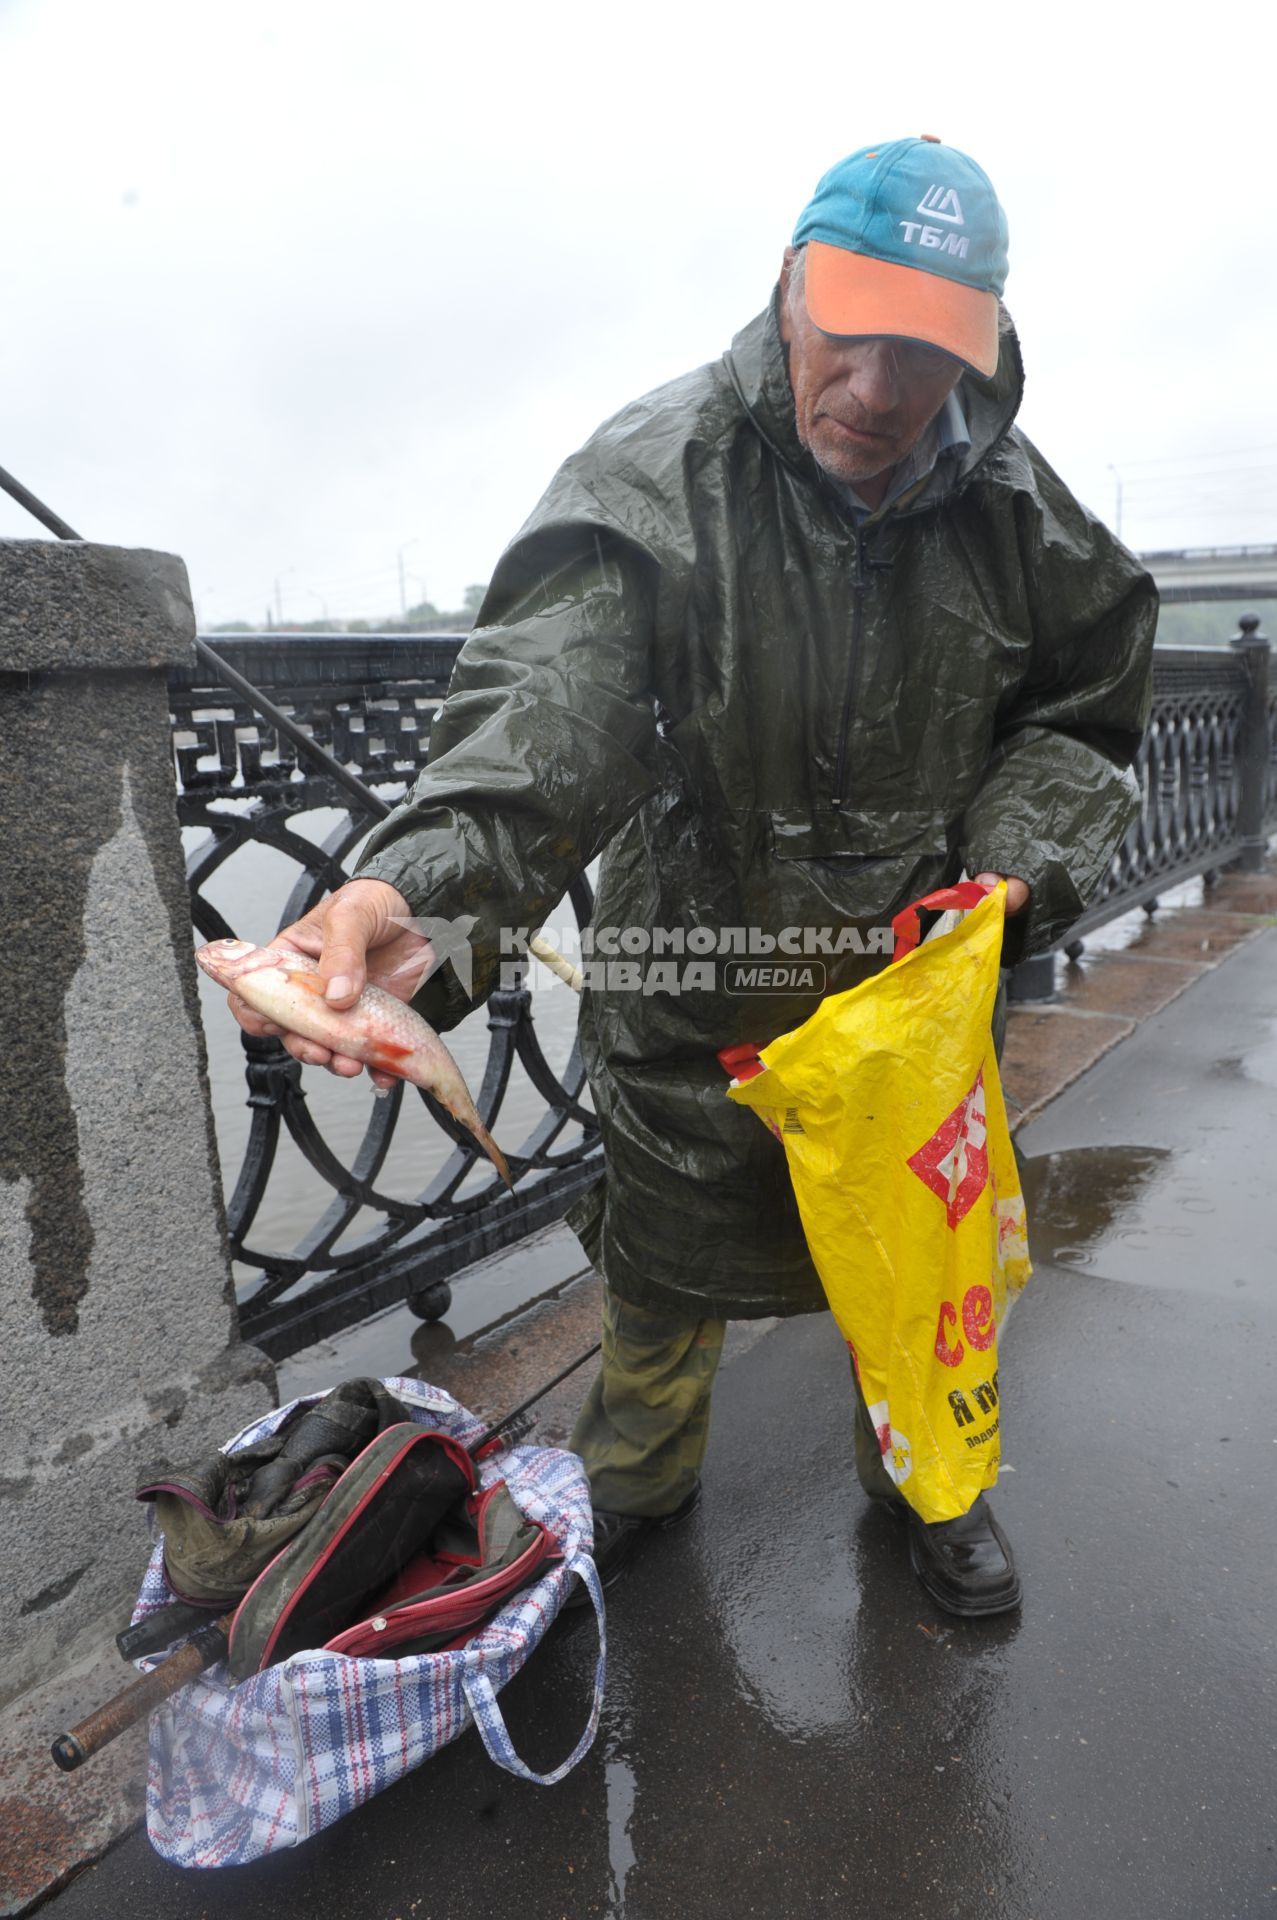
[765,806,949,866]
[763,809,956,935]
[722,881,1031,1523]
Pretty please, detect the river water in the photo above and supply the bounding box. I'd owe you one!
[186,809,591,1309]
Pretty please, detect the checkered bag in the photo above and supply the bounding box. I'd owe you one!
[133,1377,604,1868]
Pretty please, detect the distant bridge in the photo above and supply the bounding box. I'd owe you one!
[1141,545,1277,604]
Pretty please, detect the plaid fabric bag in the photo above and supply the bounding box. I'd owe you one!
[132,1377,604,1867]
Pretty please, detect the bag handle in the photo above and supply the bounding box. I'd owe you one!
[717,881,999,1083]
[890,879,995,963]
[460,1546,606,1786]
[717,1040,766,1083]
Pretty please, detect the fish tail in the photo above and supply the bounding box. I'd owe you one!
[400,1051,512,1187]
[432,1097,512,1188]
[471,1121,513,1191]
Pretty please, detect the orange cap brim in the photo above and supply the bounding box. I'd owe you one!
[804,241,1000,379]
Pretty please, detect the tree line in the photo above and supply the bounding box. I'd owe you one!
[211,584,489,635]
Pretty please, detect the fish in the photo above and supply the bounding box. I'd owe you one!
[196,938,512,1189]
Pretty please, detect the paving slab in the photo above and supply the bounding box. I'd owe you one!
[1001,1008,1134,1129]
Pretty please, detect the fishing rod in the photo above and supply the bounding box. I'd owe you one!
[0,462,82,541]
[187,639,581,982]
[0,463,583,986]
[182,640,582,984]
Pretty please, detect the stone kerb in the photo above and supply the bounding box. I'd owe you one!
[0,540,275,1906]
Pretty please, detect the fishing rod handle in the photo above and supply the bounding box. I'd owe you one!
[50,1615,232,1772]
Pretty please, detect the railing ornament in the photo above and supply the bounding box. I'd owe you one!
[174,634,601,1359]
[241,1033,306,1111]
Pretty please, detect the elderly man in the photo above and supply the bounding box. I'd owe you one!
[232,138,1156,1616]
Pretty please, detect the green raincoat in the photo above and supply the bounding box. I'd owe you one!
[357,296,1157,1320]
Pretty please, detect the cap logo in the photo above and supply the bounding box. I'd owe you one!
[897,220,970,259]
[916,185,964,226]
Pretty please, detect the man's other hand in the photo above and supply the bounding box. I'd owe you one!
[227,878,430,1085]
[973,872,1031,915]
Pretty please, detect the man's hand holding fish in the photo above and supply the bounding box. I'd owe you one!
[225,877,423,1084]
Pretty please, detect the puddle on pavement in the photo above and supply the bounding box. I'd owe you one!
[1210,1022,1277,1089]
[1019,1145,1170,1270]
[1019,1141,1266,1300]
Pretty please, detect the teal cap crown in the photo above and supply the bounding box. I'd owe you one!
[793,138,1009,296]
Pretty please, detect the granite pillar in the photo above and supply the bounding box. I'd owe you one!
[0,539,275,1910]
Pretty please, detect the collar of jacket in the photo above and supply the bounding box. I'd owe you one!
[722,287,1027,520]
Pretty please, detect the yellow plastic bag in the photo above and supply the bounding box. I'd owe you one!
[723,882,1031,1523]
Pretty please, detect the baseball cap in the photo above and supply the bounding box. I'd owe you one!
[792,137,1010,378]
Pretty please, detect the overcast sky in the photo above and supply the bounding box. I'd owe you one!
[1,0,1272,629]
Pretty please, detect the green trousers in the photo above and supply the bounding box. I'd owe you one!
[568,1287,900,1517]
[568,974,1010,1517]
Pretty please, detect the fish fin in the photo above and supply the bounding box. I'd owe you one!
[290,974,328,995]
[368,1044,414,1075]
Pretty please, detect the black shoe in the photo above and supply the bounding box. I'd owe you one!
[886,1493,1021,1617]
[566,1482,702,1607]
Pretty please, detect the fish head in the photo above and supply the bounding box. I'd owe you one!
[195,938,263,988]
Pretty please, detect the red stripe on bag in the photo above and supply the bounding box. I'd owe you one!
[890,880,994,962]
[717,1041,765,1081]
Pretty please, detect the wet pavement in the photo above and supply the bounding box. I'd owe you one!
[40,928,1277,1919]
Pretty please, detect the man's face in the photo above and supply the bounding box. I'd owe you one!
[778,245,964,502]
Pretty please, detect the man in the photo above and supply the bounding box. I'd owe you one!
[231,138,1156,1616]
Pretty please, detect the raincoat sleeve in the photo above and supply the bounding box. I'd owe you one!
[354,522,661,1027]
[959,453,1158,960]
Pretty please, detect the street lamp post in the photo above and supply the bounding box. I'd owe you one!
[397,540,421,619]
[273,567,297,626]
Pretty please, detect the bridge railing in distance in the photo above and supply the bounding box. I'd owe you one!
[1139,544,1277,605]
[171,623,1275,1358]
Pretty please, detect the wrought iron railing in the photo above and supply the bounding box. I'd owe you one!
[1059,630,1273,946]
[172,635,600,1360]
[1053,624,1275,954]
[172,624,1274,1359]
